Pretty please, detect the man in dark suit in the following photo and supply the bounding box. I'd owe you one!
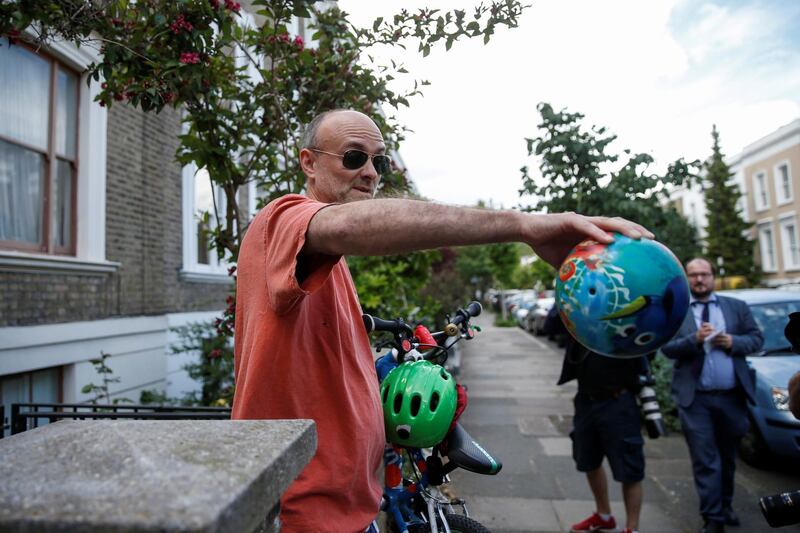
[661,258,763,533]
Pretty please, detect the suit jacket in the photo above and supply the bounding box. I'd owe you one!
[660,294,762,407]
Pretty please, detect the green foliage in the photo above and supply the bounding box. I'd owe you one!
[81,351,131,405]
[703,126,760,284]
[1,1,526,261]
[513,257,556,290]
[493,314,518,327]
[456,242,520,293]
[139,388,173,406]
[170,322,235,407]
[419,247,475,327]
[348,249,443,324]
[4,1,527,403]
[519,103,702,264]
[651,354,681,432]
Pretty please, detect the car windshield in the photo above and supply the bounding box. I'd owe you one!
[750,300,800,352]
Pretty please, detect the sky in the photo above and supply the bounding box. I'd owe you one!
[336,0,800,209]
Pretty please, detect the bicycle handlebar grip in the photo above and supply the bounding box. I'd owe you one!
[362,314,376,333]
[464,301,482,318]
[453,301,482,326]
[362,314,413,335]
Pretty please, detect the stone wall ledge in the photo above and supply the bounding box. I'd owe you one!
[0,419,316,532]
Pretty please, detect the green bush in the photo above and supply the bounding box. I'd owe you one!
[493,314,518,328]
[651,354,680,433]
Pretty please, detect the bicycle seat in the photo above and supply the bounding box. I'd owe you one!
[444,423,502,475]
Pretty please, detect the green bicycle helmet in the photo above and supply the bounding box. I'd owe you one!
[381,360,457,448]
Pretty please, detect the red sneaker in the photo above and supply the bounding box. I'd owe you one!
[569,512,617,532]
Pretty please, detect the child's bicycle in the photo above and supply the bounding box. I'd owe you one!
[363,302,502,533]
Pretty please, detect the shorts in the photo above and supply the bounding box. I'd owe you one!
[570,390,645,483]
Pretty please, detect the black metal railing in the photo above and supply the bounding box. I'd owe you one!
[4,403,232,438]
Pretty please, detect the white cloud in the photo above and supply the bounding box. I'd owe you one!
[337,0,800,210]
[682,3,771,63]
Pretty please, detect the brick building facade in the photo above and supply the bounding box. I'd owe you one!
[0,37,234,432]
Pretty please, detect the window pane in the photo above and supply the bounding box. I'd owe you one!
[781,165,790,199]
[0,38,50,150]
[55,68,78,158]
[195,168,213,265]
[53,159,73,249]
[0,139,44,244]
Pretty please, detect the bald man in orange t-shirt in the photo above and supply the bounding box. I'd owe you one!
[232,109,653,532]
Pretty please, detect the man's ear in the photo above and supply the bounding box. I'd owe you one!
[299,148,316,182]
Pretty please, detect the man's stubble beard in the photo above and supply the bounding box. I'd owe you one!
[690,286,712,299]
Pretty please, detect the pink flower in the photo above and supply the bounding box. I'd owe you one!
[293,35,304,49]
[209,348,222,359]
[179,52,201,64]
[224,0,241,12]
[170,14,193,34]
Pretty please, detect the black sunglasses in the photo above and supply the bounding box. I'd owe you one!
[310,148,392,175]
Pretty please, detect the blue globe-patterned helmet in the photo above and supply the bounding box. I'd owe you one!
[555,233,689,358]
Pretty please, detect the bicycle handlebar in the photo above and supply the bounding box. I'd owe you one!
[363,301,481,339]
[362,314,414,335]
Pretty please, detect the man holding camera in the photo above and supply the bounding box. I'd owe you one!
[556,329,651,533]
[660,258,763,533]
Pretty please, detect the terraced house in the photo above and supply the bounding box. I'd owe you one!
[0,33,256,434]
[669,118,800,286]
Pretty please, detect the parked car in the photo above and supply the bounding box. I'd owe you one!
[720,290,800,466]
[514,294,539,328]
[489,289,520,313]
[505,291,529,316]
[525,297,556,335]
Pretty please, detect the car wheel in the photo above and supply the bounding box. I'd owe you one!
[739,417,770,468]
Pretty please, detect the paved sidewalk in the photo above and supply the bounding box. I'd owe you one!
[450,312,800,533]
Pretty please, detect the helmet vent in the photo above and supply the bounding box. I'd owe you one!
[397,427,410,439]
[589,287,597,295]
[440,369,449,380]
[410,395,421,417]
[430,392,440,412]
[382,385,389,404]
[393,393,403,414]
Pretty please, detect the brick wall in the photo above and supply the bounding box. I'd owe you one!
[0,104,231,327]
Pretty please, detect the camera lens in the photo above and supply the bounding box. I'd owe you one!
[760,490,800,527]
[637,382,666,439]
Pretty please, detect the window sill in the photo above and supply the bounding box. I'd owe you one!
[0,251,120,275]
[179,269,234,284]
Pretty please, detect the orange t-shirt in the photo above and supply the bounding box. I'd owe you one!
[232,194,384,533]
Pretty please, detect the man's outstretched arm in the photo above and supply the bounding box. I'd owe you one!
[304,198,652,267]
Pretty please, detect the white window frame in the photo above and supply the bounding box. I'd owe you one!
[180,162,233,283]
[774,160,793,206]
[758,220,777,273]
[779,213,800,272]
[0,34,115,273]
[753,170,770,212]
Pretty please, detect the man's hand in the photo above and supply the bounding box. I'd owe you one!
[524,213,654,267]
[710,332,733,351]
[789,371,800,419]
[695,323,716,344]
